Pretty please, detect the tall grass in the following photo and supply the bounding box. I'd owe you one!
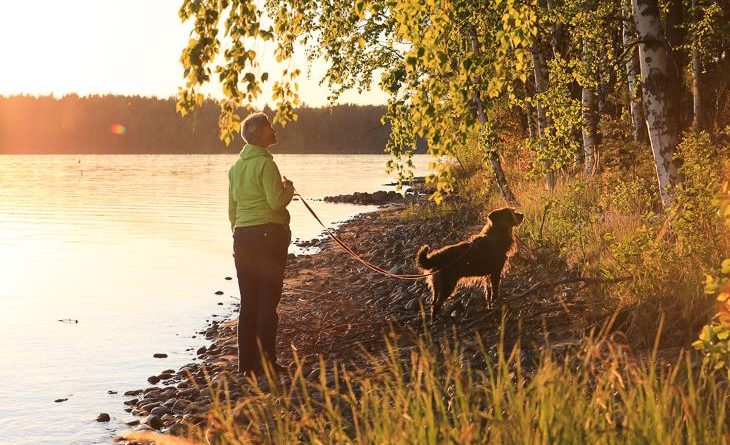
[121,325,730,445]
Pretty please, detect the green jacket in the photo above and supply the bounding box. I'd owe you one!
[228,144,294,229]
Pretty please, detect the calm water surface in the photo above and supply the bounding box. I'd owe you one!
[0,154,430,444]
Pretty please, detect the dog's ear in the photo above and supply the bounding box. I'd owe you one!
[488,208,509,226]
[509,207,525,226]
[510,209,524,225]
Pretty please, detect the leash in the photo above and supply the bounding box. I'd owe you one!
[294,190,442,280]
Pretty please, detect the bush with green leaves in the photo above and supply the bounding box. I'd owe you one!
[692,153,730,374]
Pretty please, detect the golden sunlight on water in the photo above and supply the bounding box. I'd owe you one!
[0,153,429,444]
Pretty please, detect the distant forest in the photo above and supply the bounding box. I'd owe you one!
[0,95,394,154]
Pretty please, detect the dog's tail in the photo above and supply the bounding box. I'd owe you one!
[416,245,435,270]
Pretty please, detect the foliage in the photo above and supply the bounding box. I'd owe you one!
[692,145,730,373]
[515,130,726,344]
[177,0,537,203]
[529,56,582,175]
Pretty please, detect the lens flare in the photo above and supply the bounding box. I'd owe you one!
[110,124,127,135]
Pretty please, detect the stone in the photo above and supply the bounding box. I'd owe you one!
[224,276,232,280]
[54,398,68,403]
[96,413,111,422]
[150,406,172,417]
[172,399,191,413]
[142,414,163,430]
[153,353,168,358]
[178,388,199,400]
[147,375,160,385]
[139,402,160,413]
[126,419,140,427]
[167,422,187,436]
[124,389,142,396]
[183,402,202,414]
[214,290,224,295]
[107,390,117,395]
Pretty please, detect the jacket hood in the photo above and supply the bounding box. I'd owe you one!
[240,144,273,160]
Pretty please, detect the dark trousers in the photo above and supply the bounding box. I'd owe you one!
[233,223,290,373]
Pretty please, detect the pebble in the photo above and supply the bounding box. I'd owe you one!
[147,375,160,385]
[124,389,142,396]
[214,290,224,295]
[96,413,111,422]
[224,276,232,280]
[107,390,117,395]
[54,398,68,403]
[153,353,168,358]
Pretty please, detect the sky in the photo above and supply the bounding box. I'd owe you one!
[0,0,388,107]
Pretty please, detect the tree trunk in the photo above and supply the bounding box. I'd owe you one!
[623,10,648,143]
[632,0,681,208]
[468,26,518,206]
[581,85,599,175]
[524,81,538,141]
[580,41,599,174]
[691,0,703,131]
[532,37,556,189]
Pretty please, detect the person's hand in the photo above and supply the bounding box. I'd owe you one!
[282,176,294,189]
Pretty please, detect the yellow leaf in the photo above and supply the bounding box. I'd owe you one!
[722,259,730,274]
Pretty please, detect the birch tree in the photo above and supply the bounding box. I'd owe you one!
[622,4,647,143]
[632,0,681,208]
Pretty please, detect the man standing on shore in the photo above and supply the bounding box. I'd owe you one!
[229,112,294,375]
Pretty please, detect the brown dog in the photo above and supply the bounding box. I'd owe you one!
[416,207,523,319]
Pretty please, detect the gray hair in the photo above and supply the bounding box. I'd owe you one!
[240,112,270,144]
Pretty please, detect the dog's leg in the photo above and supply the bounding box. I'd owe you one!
[484,278,493,309]
[490,271,501,302]
[431,273,458,320]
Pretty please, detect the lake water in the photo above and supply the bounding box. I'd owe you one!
[0,153,430,445]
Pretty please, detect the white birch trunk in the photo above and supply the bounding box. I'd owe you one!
[581,42,598,174]
[632,0,680,208]
[532,38,556,189]
[581,85,598,174]
[623,8,647,143]
[691,0,703,130]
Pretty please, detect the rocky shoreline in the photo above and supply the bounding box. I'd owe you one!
[116,198,587,441]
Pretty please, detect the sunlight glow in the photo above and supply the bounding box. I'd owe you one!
[110,124,127,135]
[0,0,386,106]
